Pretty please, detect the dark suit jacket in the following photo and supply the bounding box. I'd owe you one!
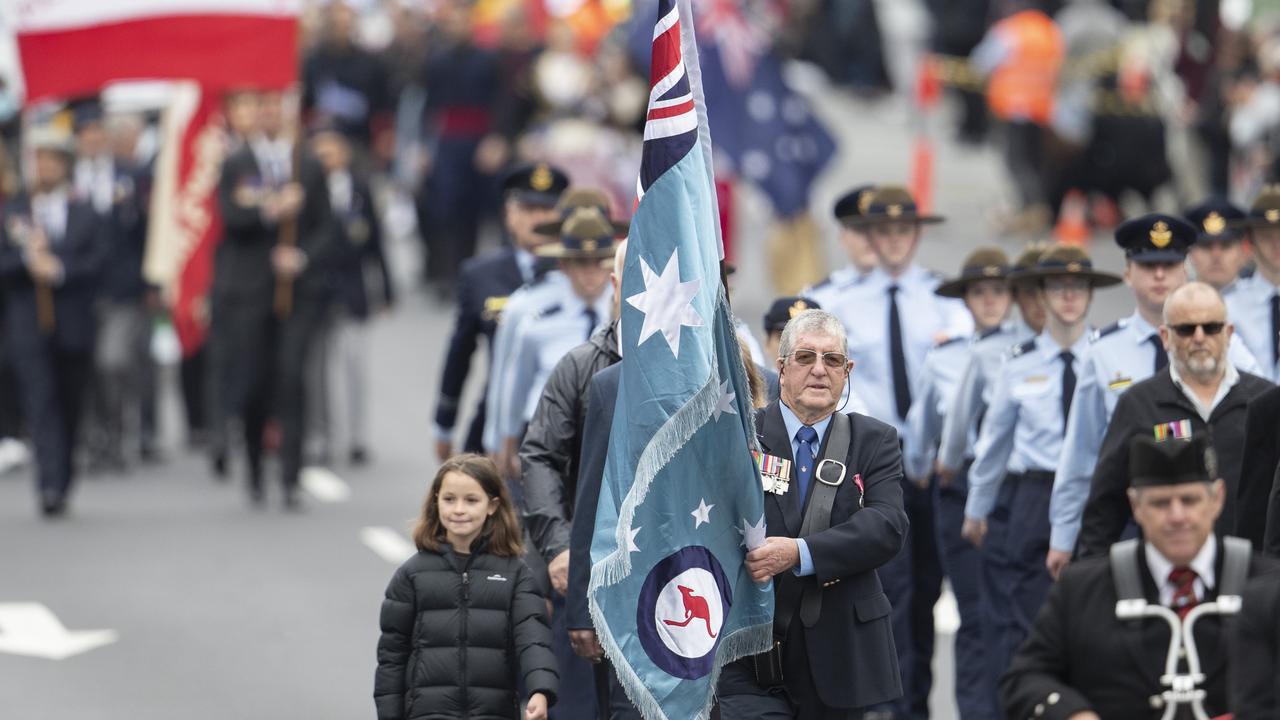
[1230,569,1280,718]
[213,144,336,305]
[1077,369,1274,558]
[434,247,526,434]
[0,194,108,353]
[1002,539,1279,719]
[1239,385,1280,552]
[730,400,908,710]
[330,175,393,319]
[566,362,621,631]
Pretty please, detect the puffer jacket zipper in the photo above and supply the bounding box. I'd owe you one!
[459,553,474,719]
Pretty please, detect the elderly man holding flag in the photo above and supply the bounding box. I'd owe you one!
[585,2,907,718]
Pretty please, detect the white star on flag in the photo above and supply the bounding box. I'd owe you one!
[737,514,768,550]
[626,526,642,554]
[712,380,738,421]
[625,251,703,357]
[691,498,715,528]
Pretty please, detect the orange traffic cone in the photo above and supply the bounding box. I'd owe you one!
[1054,189,1090,246]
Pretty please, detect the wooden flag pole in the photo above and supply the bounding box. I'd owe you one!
[272,121,303,320]
[35,279,54,334]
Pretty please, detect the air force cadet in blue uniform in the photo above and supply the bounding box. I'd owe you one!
[962,244,1122,692]
[804,185,878,309]
[1185,198,1249,297]
[433,163,567,460]
[1226,186,1280,383]
[836,185,972,719]
[497,206,617,482]
[1046,214,1260,579]
[903,247,1013,720]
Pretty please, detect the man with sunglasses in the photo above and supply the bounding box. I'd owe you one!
[717,308,907,719]
[1076,282,1273,559]
[1047,214,1260,579]
[961,243,1122,690]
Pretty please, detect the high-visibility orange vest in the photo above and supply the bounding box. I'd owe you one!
[986,10,1064,124]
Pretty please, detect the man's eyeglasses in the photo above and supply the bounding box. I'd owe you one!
[1169,322,1226,337]
[785,349,849,369]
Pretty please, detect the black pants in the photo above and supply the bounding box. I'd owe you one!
[0,331,22,438]
[9,335,90,503]
[276,296,326,490]
[180,346,208,441]
[717,616,856,720]
[212,297,275,485]
[1002,121,1048,210]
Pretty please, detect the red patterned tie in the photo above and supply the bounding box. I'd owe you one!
[1169,567,1199,618]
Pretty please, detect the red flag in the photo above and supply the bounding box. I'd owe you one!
[15,0,299,104]
[144,84,226,357]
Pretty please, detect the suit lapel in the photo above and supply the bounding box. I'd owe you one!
[757,402,800,535]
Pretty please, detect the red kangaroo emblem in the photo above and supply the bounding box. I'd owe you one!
[662,585,717,638]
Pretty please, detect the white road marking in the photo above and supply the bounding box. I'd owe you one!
[0,603,118,660]
[934,584,961,636]
[361,526,416,565]
[301,466,351,503]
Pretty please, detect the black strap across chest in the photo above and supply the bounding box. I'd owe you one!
[790,412,852,628]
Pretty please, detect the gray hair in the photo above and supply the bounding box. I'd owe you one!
[778,309,847,360]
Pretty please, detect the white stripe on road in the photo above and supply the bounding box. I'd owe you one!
[361,527,416,565]
[934,584,960,636]
[301,467,351,503]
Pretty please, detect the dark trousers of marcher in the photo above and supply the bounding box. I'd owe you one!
[549,591,600,720]
[416,138,485,289]
[180,346,208,446]
[8,333,91,505]
[214,298,276,490]
[876,477,942,719]
[277,295,327,494]
[0,332,22,439]
[716,614,857,720]
[86,299,156,466]
[933,462,999,720]
[592,660,642,720]
[981,471,1053,693]
[1002,121,1048,210]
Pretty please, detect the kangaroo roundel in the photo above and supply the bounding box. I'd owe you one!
[636,546,733,679]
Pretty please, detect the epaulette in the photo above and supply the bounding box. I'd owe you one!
[978,325,1005,341]
[935,335,965,349]
[1009,338,1036,358]
[809,275,833,291]
[1090,318,1127,342]
[531,303,563,321]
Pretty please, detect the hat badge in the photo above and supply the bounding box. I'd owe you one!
[788,300,809,319]
[857,192,873,215]
[1203,212,1225,236]
[1268,209,1280,223]
[886,204,903,218]
[1149,221,1172,248]
[582,238,598,253]
[1067,261,1083,272]
[982,266,1000,277]
[530,164,553,192]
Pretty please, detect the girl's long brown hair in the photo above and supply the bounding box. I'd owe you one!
[412,454,524,557]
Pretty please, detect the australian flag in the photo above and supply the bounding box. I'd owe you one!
[587,1,774,719]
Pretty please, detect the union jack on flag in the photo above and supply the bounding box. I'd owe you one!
[588,0,773,718]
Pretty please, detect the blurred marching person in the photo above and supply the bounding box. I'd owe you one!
[971,0,1064,236]
[212,90,343,509]
[803,186,877,310]
[927,0,993,144]
[1225,186,1280,383]
[1184,198,1251,296]
[0,131,28,475]
[1003,435,1279,719]
[416,0,501,293]
[301,0,392,169]
[833,185,972,719]
[434,164,569,462]
[1077,282,1272,558]
[1231,568,1280,715]
[305,122,394,467]
[0,126,108,516]
[74,101,160,472]
[962,244,1121,694]
[903,247,1014,720]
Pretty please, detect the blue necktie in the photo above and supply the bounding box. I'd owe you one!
[795,426,819,505]
[888,284,912,420]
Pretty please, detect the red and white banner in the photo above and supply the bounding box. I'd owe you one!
[144,83,226,357]
[15,0,299,104]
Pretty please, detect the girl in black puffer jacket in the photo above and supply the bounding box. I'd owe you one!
[375,455,557,720]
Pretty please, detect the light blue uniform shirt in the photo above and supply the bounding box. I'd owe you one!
[903,335,972,480]
[1225,272,1280,382]
[938,322,1028,470]
[482,272,568,451]
[500,287,613,441]
[802,264,870,309]
[1047,311,1261,551]
[966,331,1091,521]
[828,265,973,434]
[778,401,833,578]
